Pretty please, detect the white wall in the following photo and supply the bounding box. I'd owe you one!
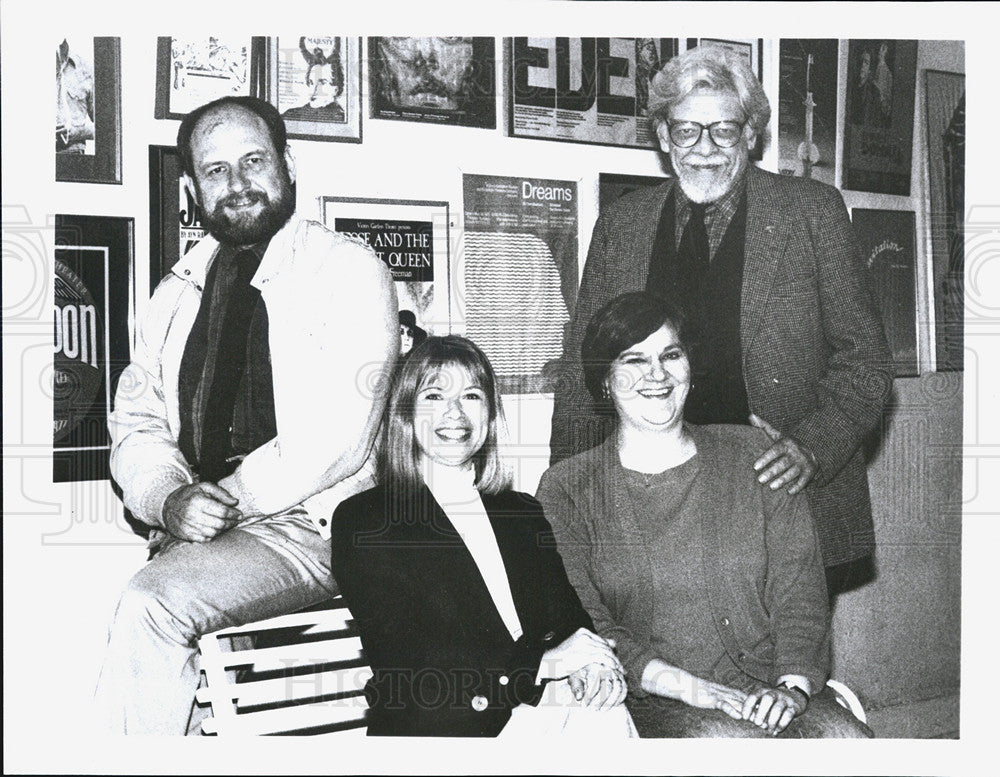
[2,2,992,774]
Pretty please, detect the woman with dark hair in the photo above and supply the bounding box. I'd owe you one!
[330,335,633,737]
[537,292,873,738]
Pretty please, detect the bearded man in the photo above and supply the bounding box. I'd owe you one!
[96,96,397,734]
[549,47,893,598]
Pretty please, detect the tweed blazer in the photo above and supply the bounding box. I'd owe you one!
[330,484,592,737]
[550,165,893,565]
[537,424,831,696]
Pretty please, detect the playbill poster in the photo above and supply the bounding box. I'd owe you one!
[53,215,133,482]
[778,39,838,185]
[462,173,578,393]
[843,39,918,195]
[370,37,496,129]
[509,37,677,148]
[162,36,252,117]
[320,197,451,347]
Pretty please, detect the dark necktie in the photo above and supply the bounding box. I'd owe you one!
[199,249,263,482]
[681,202,710,275]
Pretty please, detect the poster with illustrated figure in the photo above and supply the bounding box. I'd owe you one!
[155,35,252,119]
[509,37,678,148]
[260,36,362,142]
[462,173,578,393]
[320,197,451,357]
[371,37,496,129]
[843,39,917,195]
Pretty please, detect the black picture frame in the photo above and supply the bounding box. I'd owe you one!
[56,37,122,184]
[149,145,205,295]
[53,215,134,482]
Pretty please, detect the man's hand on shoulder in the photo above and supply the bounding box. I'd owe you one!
[162,482,242,542]
[749,413,818,495]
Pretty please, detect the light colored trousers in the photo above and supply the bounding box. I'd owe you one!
[93,510,335,735]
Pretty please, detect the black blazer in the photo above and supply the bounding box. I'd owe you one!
[330,483,593,737]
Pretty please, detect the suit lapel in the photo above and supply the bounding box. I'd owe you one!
[639,180,676,284]
[741,167,789,352]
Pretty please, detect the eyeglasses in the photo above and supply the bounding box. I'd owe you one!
[666,120,746,148]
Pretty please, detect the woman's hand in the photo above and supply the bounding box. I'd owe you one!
[567,662,627,709]
[679,676,749,720]
[740,685,808,735]
[642,660,747,720]
[539,627,623,678]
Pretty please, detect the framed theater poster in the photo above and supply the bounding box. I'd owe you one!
[320,196,452,352]
[149,145,205,295]
[258,36,362,142]
[852,208,919,377]
[155,35,253,120]
[777,39,838,185]
[843,39,918,195]
[924,70,965,372]
[55,36,122,184]
[370,37,496,129]
[462,173,578,393]
[53,215,134,482]
[509,37,678,148]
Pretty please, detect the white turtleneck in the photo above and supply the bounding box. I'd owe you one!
[423,459,524,641]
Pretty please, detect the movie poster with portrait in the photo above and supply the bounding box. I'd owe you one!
[509,37,678,148]
[320,197,451,357]
[260,36,362,142]
[462,173,578,393]
[778,39,838,185]
[53,215,133,482]
[370,37,496,129]
[843,39,918,195]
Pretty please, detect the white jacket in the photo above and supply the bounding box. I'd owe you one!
[108,215,398,540]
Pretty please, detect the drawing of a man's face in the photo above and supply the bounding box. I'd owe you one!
[378,37,475,111]
[308,63,343,107]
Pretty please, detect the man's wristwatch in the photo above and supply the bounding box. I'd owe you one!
[778,681,810,709]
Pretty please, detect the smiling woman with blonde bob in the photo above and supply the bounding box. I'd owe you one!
[537,291,873,738]
[330,335,635,738]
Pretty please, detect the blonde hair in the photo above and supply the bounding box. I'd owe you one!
[378,335,512,494]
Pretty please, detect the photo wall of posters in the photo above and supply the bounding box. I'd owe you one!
[509,37,678,148]
[260,36,362,142]
[370,37,497,129]
[320,197,451,351]
[777,39,838,185]
[462,173,578,393]
[53,215,134,482]
[843,39,918,195]
[155,36,253,120]
[852,208,919,377]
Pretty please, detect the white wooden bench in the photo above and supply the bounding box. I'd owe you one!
[195,599,371,736]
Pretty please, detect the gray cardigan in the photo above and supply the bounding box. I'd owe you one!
[537,424,831,696]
